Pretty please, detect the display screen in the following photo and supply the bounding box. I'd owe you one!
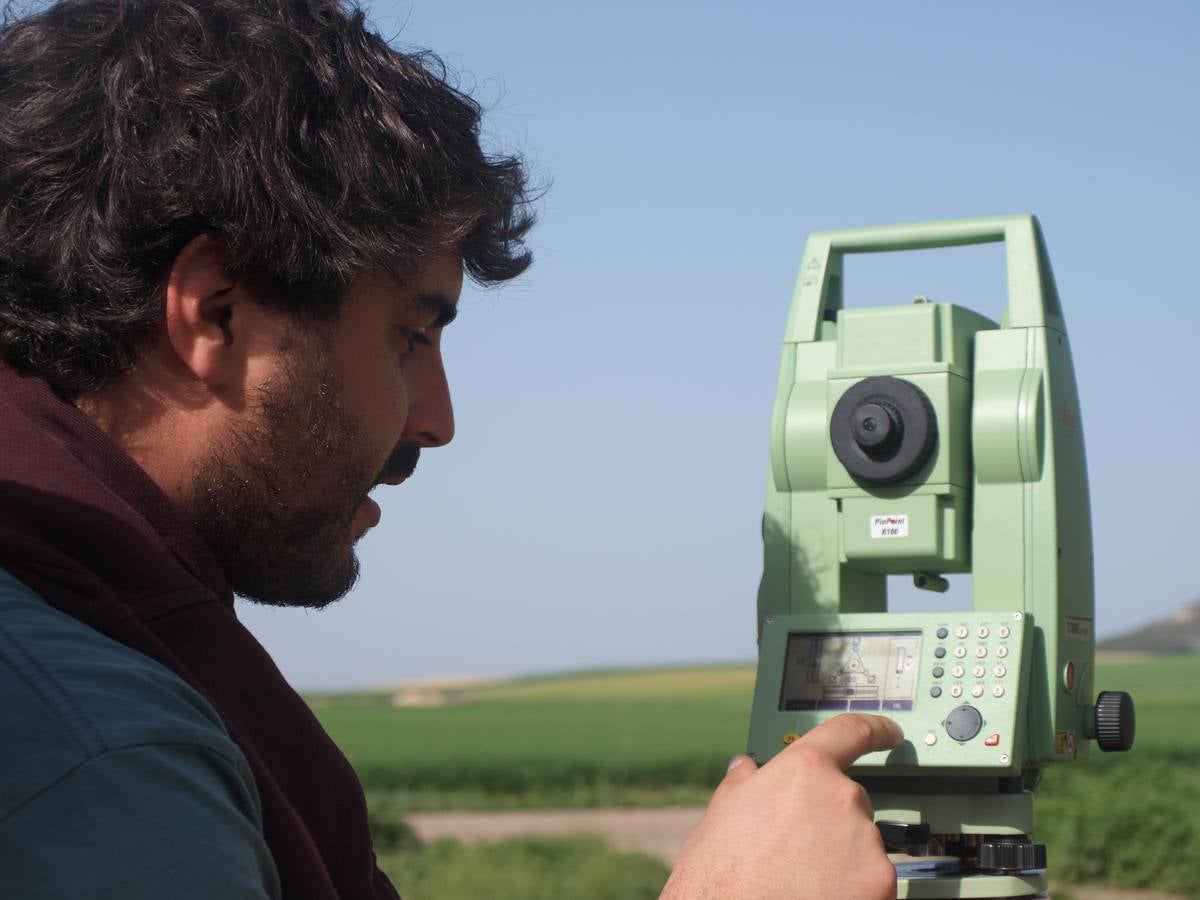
[779,631,922,712]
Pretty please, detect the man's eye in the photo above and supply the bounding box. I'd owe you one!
[396,327,432,356]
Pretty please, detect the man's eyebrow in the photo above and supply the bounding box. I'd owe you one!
[413,292,459,328]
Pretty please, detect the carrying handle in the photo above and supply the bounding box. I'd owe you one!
[784,214,1064,342]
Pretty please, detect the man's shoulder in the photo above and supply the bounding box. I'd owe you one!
[0,568,281,898]
[0,567,243,803]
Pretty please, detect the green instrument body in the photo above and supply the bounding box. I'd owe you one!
[747,216,1120,898]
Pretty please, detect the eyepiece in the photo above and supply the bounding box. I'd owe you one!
[850,401,902,453]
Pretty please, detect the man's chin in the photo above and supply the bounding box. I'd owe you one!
[233,551,361,610]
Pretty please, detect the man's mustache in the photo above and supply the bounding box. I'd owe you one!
[375,441,420,486]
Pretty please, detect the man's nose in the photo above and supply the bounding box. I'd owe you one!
[403,355,455,448]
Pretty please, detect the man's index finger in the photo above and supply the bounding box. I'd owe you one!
[792,714,905,771]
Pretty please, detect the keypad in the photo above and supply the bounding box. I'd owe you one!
[925,618,1018,750]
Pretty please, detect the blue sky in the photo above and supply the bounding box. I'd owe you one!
[238,0,1200,689]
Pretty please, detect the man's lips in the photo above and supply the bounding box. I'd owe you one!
[355,496,382,532]
[358,444,420,532]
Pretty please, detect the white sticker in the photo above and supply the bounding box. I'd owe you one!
[1064,617,1093,640]
[871,515,908,539]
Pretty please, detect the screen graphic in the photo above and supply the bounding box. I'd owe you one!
[780,631,922,712]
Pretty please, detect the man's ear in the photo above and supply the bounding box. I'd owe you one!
[163,235,247,390]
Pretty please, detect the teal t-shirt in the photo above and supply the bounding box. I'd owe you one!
[0,567,281,898]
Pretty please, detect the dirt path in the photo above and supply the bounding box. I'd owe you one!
[407,806,705,864]
[406,807,1186,900]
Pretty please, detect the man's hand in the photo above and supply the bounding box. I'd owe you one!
[661,714,903,900]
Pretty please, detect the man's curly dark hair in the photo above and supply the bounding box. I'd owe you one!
[0,0,534,397]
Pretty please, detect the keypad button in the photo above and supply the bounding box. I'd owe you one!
[924,732,938,746]
[934,646,947,659]
[975,646,988,658]
[971,684,984,698]
[956,626,969,639]
[952,665,965,678]
[992,685,1005,698]
[932,666,944,678]
[994,665,1007,678]
[930,686,943,698]
[936,627,949,639]
[972,665,985,678]
[998,625,1011,639]
[996,646,1009,659]
[950,685,963,698]
[954,646,967,658]
[977,626,990,638]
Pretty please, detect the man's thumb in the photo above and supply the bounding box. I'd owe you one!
[709,753,757,805]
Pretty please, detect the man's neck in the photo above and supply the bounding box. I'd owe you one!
[73,366,216,508]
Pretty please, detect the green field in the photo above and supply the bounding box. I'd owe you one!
[312,654,1200,896]
[378,836,670,900]
[311,665,752,807]
[1089,652,1200,747]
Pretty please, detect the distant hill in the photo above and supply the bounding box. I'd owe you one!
[1099,599,1200,653]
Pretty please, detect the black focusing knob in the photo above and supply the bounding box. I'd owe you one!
[1095,691,1136,752]
[830,377,938,485]
[977,838,1047,873]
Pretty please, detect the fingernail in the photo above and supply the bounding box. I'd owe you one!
[726,754,746,774]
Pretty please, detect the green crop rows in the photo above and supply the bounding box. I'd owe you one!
[311,655,1200,896]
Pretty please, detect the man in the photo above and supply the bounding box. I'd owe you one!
[0,1,901,897]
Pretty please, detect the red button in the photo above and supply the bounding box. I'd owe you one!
[984,733,1000,747]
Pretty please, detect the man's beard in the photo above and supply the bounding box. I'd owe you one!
[188,355,419,609]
